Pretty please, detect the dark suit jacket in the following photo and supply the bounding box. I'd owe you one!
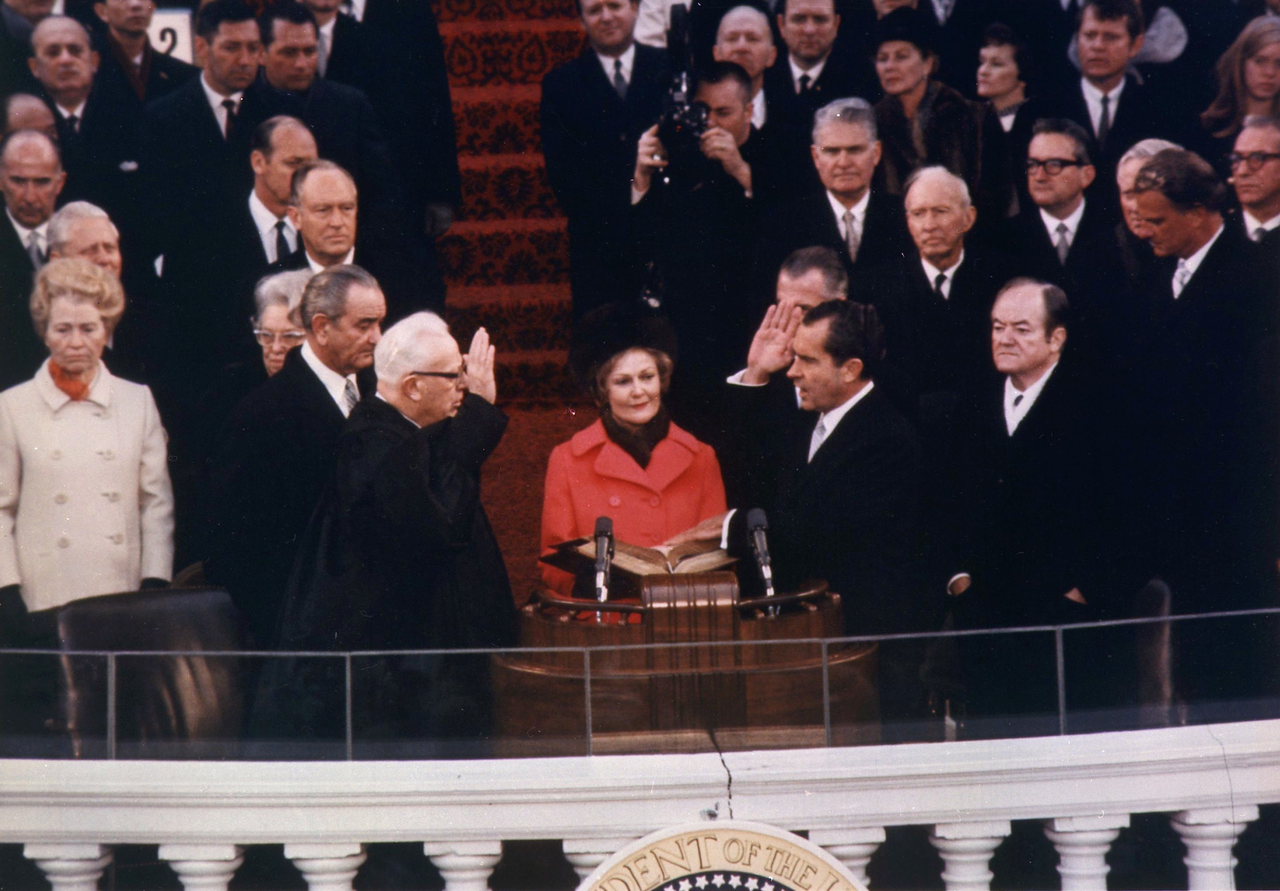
[0,8,37,100]
[92,35,197,105]
[540,43,670,315]
[204,347,375,648]
[750,188,912,309]
[43,86,144,230]
[728,382,926,635]
[996,197,1114,292]
[0,218,42,391]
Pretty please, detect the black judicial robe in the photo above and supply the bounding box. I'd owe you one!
[256,394,516,745]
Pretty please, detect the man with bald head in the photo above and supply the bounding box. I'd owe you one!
[2,92,54,137]
[0,128,63,387]
[27,15,142,224]
[712,5,775,131]
[262,316,516,747]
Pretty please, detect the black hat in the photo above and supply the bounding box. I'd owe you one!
[569,302,678,393]
[873,7,937,57]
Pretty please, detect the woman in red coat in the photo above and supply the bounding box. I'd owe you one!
[540,307,726,596]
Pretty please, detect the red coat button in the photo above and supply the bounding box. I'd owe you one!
[609,495,621,507]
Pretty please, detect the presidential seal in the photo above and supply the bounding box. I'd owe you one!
[578,821,868,891]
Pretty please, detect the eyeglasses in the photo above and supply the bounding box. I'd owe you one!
[1228,151,1280,171]
[1025,158,1084,175]
[253,328,307,347]
[409,363,467,386]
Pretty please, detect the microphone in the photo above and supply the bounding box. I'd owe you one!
[594,516,614,605]
[746,508,777,608]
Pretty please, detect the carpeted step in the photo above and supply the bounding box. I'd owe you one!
[435,0,578,23]
[454,86,542,157]
[447,284,572,351]
[441,20,584,88]
[439,219,569,287]
[493,349,579,404]
[458,154,558,222]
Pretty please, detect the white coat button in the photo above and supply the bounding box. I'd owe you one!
[106,492,120,503]
[608,495,621,507]
[54,494,67,504]
[101,450,115,460]
[51,450,62,460]
[110,533,124,544]
[57,537,70,548]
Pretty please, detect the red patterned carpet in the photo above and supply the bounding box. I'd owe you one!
[435,0,590,603]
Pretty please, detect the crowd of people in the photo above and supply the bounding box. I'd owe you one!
[1,0,1279,743]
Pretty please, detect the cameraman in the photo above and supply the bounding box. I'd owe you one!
[630,61,774,446]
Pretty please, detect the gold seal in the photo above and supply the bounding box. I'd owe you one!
[580,821,868,891]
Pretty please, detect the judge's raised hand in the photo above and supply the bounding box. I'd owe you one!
[744,303,804,385]
[465,327,497,404]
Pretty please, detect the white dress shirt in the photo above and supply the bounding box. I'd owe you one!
[344,0,367,20]
[300,341,359,418]
[828,188,870,244]
[306,246,356,274]
[200,72,243,137]
[1243,209,1280,242]
[921,250,965,300]
[809,382,874,461]
[595,42,635,86]
[1039,199,1086,254]
[248,192,297,263]
[7,209,47,260]
[1172,224,1224,299]
[751,89,766,129]
[1004,362,1057,435]
[1080,76,1125,138]
[317,17,336,76]
[789,54,827,92]
[54,99,87,130]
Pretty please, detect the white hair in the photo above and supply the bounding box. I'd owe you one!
[47,201,118,253]
[374,311,453,384]
[903,165,972,210]
[1117,138,1183,177]
[252,269,312,325]
[812,97,877,144]
[717,5,772,41]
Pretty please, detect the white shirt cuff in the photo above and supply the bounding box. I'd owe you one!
[726,369,765,387]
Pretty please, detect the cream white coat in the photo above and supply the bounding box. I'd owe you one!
[0,361,174,612]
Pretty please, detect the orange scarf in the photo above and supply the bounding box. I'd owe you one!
[49,362,91,401]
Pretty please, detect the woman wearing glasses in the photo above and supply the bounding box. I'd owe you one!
[539,303,726,598]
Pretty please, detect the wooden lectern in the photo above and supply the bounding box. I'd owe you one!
[491,573,878,755]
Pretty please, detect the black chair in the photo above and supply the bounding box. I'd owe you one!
[56,587,245,758]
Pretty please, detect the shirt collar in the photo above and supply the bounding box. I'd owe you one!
[1004,361,1057,434]
[1179,223,1225,281]
[921,249,965,288]
[248,190,291,237]
[375,391,421,427]
[751,89,766,129]
[307,246,356,273]
[815,381,874,441]
[595,42,636,82]
[200,71,243,114]
[789,54,827,90]
[346,0,366,20]
[55,99,88,121]
[300,340,358,416]
[1243,208,1280,234]
[1039,198,1086,240]
[826,187,870,223]
[1080,75,1125,107]
[7,208,46,246]
[318,16,335,40]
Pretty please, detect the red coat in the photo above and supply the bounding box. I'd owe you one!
[540,419,727,594]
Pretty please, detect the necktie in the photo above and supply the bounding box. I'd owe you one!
[1096,93,1111,150]
[275,219,291,262]
[842,209,860,262]
[1055,222,1071,264]
[342,378,359,416]
[934,272,947,299]
[65,113,79,135]
[612,59,627,100]
[1172,259,1191,299]
[1013,393,1023,407]
[798,73,811,94]
[221,98,238,140]
[1252,227,1265,243]
[808,416,827,462]
[26,231,44,269]
[317,28,328,77]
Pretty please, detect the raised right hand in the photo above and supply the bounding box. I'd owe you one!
[744,303,804,385]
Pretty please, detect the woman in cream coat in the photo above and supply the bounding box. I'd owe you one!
[0,259,174,619]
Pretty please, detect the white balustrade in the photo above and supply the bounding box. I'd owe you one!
[1171,805,1260,891]
[0,720,1274,891]
[1043,814,1129,890]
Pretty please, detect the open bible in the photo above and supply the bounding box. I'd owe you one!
[541,533,736,601]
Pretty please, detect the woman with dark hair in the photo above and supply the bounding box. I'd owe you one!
[1198,17,1280,173]
[540,305,726,596]
[872,7,1014,226]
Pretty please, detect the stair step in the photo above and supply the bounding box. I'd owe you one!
[449,283,571,307]
[449,292,572,351]
[493,350,579,404]
[435,0,578,24]
[458,156,558,222]
[442,22,583,88]
[439,219,569,287]
[454,89,542,157]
